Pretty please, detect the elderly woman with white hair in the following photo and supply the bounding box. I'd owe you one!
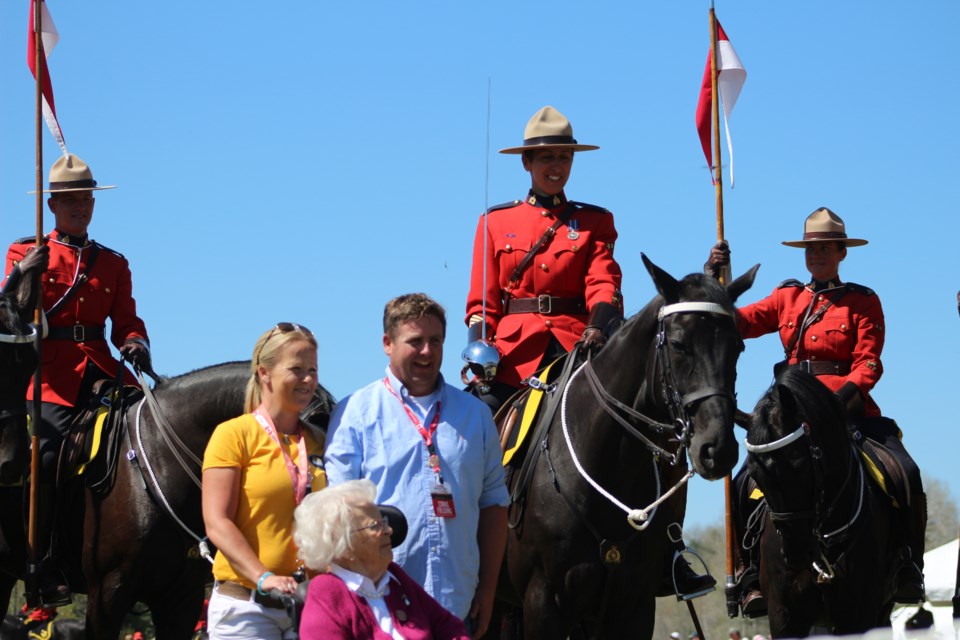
[294,480,469,640]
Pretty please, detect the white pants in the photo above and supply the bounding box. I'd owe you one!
[207,584,295,640]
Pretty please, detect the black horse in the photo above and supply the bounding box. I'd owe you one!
[493,255,757,639]
[0,277,334,637]
[745,367,899,637]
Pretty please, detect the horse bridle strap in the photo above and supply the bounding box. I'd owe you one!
[744,422,807,454]
[658,301,733,320]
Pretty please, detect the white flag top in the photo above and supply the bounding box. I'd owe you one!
[695,21,746,186]
[27,0,68,155]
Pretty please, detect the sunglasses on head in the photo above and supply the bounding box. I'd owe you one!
[254,322,314,367]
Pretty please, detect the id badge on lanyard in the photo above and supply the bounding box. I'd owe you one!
[383,378,456,518]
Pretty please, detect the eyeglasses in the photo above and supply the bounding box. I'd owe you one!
[254,322,314,367]
[353,515,391,534]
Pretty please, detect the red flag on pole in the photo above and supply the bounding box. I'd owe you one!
[27,0,67,155]
[695,20,745,185]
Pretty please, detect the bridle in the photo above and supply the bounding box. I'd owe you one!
[560,300,739,530]
[745,419,865,583]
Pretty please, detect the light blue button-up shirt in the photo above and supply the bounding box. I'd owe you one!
[324,368,509,619]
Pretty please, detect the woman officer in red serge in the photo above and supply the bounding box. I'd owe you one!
[464,105,715,600]
[464,105,622,411]
[707,207,926,615]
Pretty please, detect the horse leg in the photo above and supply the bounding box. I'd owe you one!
[521,569,567,640]
[148,570,206,640]
[85,568,137,640]
[599,593,654,640]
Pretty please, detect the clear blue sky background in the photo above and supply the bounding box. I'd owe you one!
[1,1,957,530]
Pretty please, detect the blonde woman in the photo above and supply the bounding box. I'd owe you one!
[202,323,326,639]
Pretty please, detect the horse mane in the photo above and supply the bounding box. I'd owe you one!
[752,367,847,445]
[0,295,26,336]
[154,360,249,390]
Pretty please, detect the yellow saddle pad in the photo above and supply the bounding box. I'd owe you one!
[502,358,562,466]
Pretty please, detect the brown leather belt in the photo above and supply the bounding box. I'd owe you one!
[215,581,285,610]
[46,324,106,342]
[504,295,586,316]
[791,360,851,376]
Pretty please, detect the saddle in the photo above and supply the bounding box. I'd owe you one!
[498,356,566,467]
[859,437,910,509]
[59,379,142,492]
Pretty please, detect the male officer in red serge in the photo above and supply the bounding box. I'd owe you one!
[465,105,622,411]
[464,106,715,600]
[5,153,150,607]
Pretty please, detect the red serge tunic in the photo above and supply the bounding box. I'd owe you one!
[736,280,884,417]
[5,232,148,407]
[465,192,623,388]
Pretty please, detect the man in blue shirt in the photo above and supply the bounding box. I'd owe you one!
[325,293,509,638]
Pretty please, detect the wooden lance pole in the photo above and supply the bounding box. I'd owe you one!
[707,2,739,619]
[28,0,45,596]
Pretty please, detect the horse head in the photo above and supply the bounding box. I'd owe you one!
[746,367,850,568]
[641,254,757,480]
[0,293,38,484]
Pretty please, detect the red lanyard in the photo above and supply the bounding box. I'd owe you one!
[253,406,309,505]
[383,377,443,477]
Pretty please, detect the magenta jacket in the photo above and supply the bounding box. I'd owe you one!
[299,562,469,640]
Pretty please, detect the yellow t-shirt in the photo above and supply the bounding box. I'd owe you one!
[203,413,327,587]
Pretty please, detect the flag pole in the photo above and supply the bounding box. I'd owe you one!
[28,0,45,604]
[709,0,738,620]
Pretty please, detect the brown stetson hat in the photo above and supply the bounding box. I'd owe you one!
[499,106,599,154]
[29,153,116,194]
[782,207,867,248]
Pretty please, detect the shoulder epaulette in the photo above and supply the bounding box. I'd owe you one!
[569,201,611,214]
[777,278,804,289]
[485,200,521,214]
[844,282,875,296]
[12,236,35,245]
[92,241,125,259]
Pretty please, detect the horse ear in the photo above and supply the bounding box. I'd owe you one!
[641,253,680,303]
[775,382,799,417]
[727,263,760,304]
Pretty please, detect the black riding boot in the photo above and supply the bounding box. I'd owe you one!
[729,467,766,618]
[893,491,926,603]
[30,484,71,608]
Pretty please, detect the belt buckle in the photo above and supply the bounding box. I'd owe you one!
[72,324,85,342]
[537,295,552,314]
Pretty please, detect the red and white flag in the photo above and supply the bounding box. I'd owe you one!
[27,0,67,155]
[695,20,745,185]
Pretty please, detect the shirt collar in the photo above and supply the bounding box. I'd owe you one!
[383,366,444,401]
[51,229,90,247]
[525,189,567,210]
[329,563,394,599]
[809,278,843,293]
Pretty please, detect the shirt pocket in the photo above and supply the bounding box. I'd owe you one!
[495,240,532,285]
[820,314,854,359]
[83,273,116,321]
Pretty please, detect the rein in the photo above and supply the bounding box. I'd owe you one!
[0,323,38,345]
[556,300,735,531]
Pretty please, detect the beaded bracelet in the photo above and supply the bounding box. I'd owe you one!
[256,571,275,596]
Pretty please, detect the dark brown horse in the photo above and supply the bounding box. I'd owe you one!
[0,277,333,637]
[745,367,899,637]
[493,256,757,639]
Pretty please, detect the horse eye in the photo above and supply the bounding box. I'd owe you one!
[669,339,688,354]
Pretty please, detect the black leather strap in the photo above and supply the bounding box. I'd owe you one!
[46,324,105,342]
[504,296,586,316]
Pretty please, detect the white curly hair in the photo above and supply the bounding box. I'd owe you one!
[293,479,375,571]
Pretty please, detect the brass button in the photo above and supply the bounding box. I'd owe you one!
[571,245,578,252]
[79,297,84,303]
[48,277,55,283]
[788,321,794,328]
[545,320,553,328]
[541,210,549,217]
[540,263,548,271]
[811,335,818,342]
[105,287,111,293]
[505,244,512,251]
[840,323,846,330]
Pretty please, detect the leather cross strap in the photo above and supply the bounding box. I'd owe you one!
[46,243,101,317]
[506,204,575,290]
[784,286,847,362]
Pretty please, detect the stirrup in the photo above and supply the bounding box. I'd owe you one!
[664,524,716,601]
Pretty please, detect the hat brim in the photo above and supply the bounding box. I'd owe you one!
[29,185,117,195]
[782,237,868,248]
[499,143,599,155]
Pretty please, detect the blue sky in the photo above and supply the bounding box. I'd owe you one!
[1,1,957,530]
